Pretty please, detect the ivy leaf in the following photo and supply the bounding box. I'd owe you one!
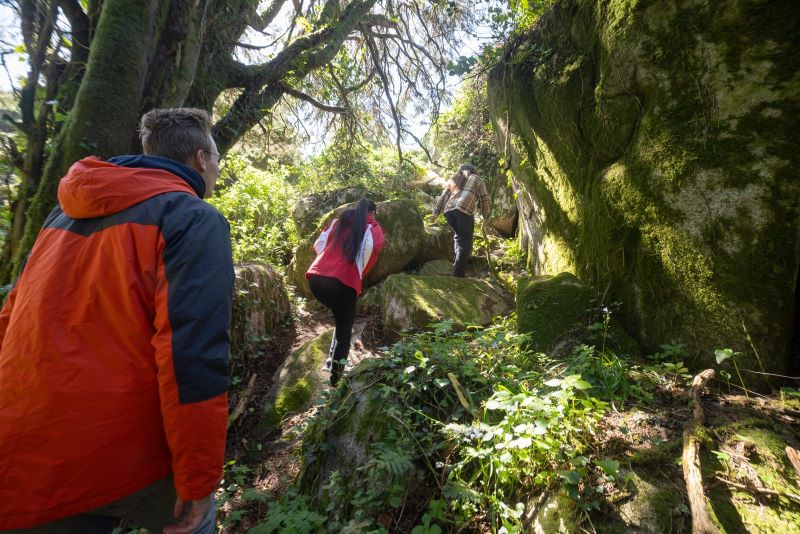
[558,470,583,485]
[715,348,733,364]
[595,459,620,476]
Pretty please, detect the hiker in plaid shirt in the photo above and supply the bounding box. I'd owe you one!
[431,164,490,277]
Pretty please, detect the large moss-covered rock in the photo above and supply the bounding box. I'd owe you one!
[369,273,512,338]
[230,263,290,357]
[410,169,447,195]
[417,260,452,277]
[517,273,596,353]
[486,170,517,237]
[290,199,425,298]
[413,225,455,264]
[261,329,332,429]
[297,362,422,527]
[488,0,800,380]
[292,187,384,237]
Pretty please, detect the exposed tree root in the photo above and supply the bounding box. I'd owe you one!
[682,369,720,534]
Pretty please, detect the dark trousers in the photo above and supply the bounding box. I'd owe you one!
[308,274,357,385]
[1,475,215,534]
[444,210,474,277]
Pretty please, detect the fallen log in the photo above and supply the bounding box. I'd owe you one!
[682,369,720,534]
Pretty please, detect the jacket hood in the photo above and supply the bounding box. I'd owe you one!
[58,155,204,219]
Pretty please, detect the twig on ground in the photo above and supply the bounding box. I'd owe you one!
[715,475,800,505]
[682,369,720,534]
[228,373,258,429]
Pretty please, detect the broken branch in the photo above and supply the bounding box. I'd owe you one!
[682,369,720,534]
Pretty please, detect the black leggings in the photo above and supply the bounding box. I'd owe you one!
[444,210,474,277]
[308,275,357,384]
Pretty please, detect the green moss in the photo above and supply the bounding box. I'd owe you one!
[262,330,332,428]
[488,0,800,381]
[516,272,596,353]
[378,274,512,337]
[704,426,800,532]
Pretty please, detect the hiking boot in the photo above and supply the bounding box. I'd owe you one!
[323,358,333,371]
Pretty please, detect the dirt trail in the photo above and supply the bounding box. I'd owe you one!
[218,303,386,531]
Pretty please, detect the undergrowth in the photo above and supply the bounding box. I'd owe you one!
[254,314,661,533]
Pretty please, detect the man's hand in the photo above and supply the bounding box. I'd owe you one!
[163,492,215,534]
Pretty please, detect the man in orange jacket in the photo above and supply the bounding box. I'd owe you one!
[0,108,234,533]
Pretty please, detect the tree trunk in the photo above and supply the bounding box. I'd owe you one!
[8,0,167,279]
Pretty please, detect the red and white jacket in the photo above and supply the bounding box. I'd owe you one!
[306,214,385,295]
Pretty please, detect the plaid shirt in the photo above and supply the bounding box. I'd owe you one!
[432,173,490,218]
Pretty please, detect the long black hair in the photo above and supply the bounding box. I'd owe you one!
[333,198,377,263]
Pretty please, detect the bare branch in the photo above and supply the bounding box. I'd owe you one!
[366,35,402,162]
[280,83,349,114]
[249,0,287,31]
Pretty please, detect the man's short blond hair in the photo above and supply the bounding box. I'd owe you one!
[140,108,213,163]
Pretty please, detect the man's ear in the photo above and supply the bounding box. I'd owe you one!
[193,148,207,173]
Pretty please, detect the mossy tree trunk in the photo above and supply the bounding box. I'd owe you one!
[9,0,168,277]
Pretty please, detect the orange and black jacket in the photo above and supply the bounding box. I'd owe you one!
[0,155,234,529]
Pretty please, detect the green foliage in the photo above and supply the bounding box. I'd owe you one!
[251,489,326,533]
[433,73,498,180]
[210,153,299,265]
[509,0,556,32]
[714,348,750,398]
[293,129,423,200]
[262,315,645,532]
[217,460,259,529]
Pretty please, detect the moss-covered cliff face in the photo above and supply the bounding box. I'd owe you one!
[488,0,800,378]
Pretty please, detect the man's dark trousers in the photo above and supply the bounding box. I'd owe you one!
[444,209,474,277]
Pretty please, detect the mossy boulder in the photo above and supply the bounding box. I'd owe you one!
[410,168,446,195]
[290,199,425,298]
[369,273,513,338]
[486,170,517,237]
[488,0,800,382]
[417,260,452,277]
[261,329,332,429]
[593,413,800,532]
[413,224,455,264]
[704,425,800,532]
[297,362,422,526]
[530,493,578,534]
[230,263,290,357]
[517,273,596,354]
[292,187,384,237]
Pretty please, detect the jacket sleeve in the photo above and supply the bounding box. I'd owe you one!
[153,200,234,501]
[479,180,491,218]
[363,223,385,276]
[313,220,336,255]
[432,186,451,218]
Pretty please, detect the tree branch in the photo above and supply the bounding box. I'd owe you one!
[366,35,402,162]
[280,83,348,114]
[248,0,287,31]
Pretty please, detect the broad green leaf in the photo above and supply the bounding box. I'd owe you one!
[558,470,583,485]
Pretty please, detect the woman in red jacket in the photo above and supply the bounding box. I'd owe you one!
[306,198,385,386]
